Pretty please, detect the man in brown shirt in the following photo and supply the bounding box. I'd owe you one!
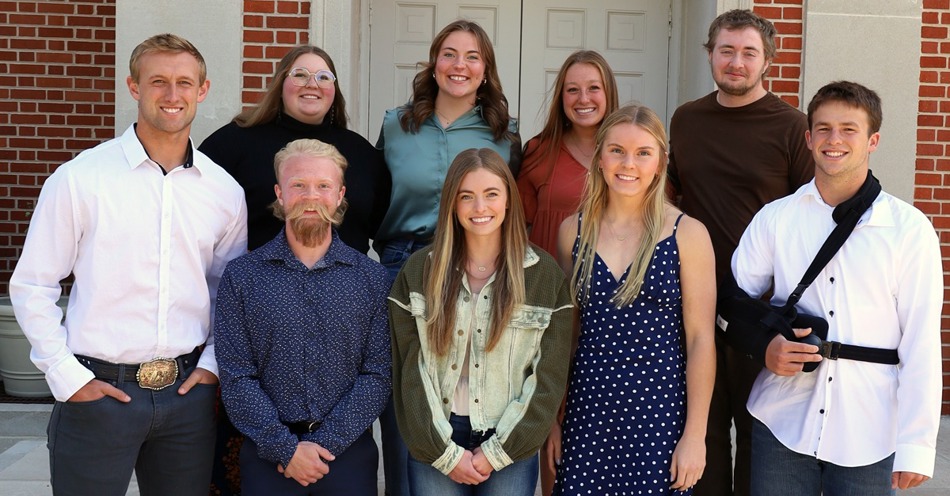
[667,9,813,496]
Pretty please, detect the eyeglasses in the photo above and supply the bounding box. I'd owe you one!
[287,67,336,88]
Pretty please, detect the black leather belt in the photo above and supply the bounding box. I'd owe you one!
[819,340,899,365]
[285,420,322,435]
[470,428,496,446]
[75,347,202,383]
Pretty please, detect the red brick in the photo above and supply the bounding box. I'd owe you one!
[36,2,74,14]
[918,172,943,186]
[244,14,264,28]
[937,159,950,171]
[17,25,35,37]
[781,37,802,50]
[67,15,105,27]
[276,31,297,44]
[938,129,950,142]
[942,42,950,55]
[9,13,44,24]
[245,1,276,14]
[47,15,66,26]
[300,2,310,15]
[10,39,45,50]
[781,66,800,79]
[774,22,803,36]
[921,56,948,69]
[919,85,946,97]
[9,88,45,100]
[244,30,274,43]
[923,0,949,8]
[66,40,103,52]
[919,143,945,156]
[923,26,948,39]
[917,187,934,200]
[265,45,292,60]
[919,129,937,142]
[920,70,940,83]
[243,60,274,75]
[781,7,805,21]
[36,52,74,64]
[65,65,104,77]
[920,99,940,113]
[918,201,941,215]
[277,1,299,14]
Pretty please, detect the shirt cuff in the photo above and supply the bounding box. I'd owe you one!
[195,343,218,378]
[432,442,465,476]
[893,443,936,478]
[46,355,96,402]
[479,434,513,472]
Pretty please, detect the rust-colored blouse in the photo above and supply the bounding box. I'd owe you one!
[517,136,589,257]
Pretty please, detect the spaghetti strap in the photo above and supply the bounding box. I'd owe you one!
[673,212,685,232]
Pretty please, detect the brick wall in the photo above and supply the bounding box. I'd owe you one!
[241,0,310,108]
[0,0,116,295]
[917,0,950,415]
[754,0,804,108]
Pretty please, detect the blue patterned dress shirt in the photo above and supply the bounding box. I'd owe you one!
[215,229,391,467]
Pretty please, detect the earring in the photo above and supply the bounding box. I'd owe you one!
[432,72,436,78]
[482,79,487,85]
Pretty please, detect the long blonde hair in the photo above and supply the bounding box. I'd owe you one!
[572,104,669,307]
[425,148,528,355]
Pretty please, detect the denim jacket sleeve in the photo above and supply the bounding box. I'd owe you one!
[480,258,573,470]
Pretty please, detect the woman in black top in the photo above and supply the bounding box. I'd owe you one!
[200,45,390,253]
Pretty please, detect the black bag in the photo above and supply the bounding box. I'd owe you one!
[716,171,881,372]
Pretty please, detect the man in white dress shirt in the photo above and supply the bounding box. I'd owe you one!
[732,81,941,495]
[9,34,247,495]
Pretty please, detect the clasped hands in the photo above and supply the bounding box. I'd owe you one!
[448,447,494,485]
[279,441,336,486]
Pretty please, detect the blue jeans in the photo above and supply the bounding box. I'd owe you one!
[408,414,538,496]
[750,418,895,496]
[379,237,428,496]
[47,367,217,496]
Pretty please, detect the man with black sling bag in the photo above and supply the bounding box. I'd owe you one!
[728,81,941,495]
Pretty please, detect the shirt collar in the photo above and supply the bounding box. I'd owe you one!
[799,179,894,228]
[255,227,357,270]
[120,124,198,173]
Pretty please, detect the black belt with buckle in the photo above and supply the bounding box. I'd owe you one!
[75,347,202,390]
[285,420,322,435]
[470,428,496,446]
[818,340,899,365]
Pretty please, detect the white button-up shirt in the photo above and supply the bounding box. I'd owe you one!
[733,179,942,477]
[10,125,248,401]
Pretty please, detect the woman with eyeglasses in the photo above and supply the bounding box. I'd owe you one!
[200,45,390,254]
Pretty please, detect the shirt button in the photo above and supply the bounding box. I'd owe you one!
[463,296,470,302]
[829,310,834,317]
[828,377,833,382]
[474,399,479,403]
[477,329,482,333]
[451,364,458,370]
[483,295,488,300]
[819,409,825,414]
[443,398,449,404]
[458,330,464,336]
[830,277,835,283]
[474,363,479,368]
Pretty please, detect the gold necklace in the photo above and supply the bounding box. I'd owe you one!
[566,134,594,163]
[603,215,635,242]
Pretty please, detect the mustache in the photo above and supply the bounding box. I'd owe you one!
[284,201,336,224]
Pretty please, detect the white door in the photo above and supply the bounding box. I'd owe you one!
[366,0,671,143]
[367,0,522,143]
[519,0,671,140]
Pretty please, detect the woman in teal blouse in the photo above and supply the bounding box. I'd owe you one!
[375,19,521,284]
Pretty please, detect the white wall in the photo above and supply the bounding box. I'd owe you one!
[802,0,921,202]
[115,0,242,144]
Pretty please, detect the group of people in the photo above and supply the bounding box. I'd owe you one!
[7,7,941,496]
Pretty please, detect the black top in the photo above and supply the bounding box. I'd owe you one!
[199,114,391,253]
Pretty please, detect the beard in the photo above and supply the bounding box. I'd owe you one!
[714,69,765,97]
[284,202,335,248]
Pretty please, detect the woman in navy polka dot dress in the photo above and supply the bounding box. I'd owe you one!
[552,105,717,495]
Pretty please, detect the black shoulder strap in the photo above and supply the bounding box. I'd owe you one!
[779,171,881,312]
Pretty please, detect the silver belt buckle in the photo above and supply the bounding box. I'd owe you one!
[136,358,179,390]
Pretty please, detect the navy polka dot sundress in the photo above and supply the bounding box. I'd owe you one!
[557,214,690,496]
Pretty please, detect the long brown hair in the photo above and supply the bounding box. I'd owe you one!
[425,148,528,355]
[572,104,669,308]
[234,45,349,129]
[531,50,619,166]
[398,20,513,142]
